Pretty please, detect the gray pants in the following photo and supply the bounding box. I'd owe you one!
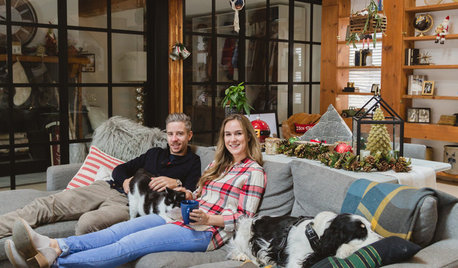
[0,180,129,238]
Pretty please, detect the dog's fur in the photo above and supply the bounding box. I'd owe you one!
[128,168,186,219]
[228,211,382,268]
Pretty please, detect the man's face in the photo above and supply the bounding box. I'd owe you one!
[166,121,193,156]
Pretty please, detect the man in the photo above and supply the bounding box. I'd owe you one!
[0,113,200,238]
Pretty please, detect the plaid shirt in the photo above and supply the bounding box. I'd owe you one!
[172,157,266,250]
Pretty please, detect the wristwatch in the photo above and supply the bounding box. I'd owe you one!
[176,179,183,187]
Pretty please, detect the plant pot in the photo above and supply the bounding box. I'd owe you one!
[224,106,239,117]
[444,145,458,175]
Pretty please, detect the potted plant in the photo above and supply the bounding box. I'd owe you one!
[221,82,253,116]
[346,0,386,48]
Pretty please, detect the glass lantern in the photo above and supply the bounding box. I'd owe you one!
[352,95,404,157]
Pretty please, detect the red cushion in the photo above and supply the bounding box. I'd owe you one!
[294,123,315,134]
[66,145,125,190]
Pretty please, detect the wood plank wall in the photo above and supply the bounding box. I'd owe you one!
[320,0,350,114]
[168,0,183,113]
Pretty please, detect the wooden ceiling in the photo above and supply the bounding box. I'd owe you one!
[79,0,145,17]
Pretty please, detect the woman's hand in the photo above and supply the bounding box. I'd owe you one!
[190,210,225,227]
[189,209,209,225]
[122,177,133,194]
[149,176,179,191]
[174,187,193,200]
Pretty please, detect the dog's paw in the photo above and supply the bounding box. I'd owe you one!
[335,244,356,259]
[229,252,250,262]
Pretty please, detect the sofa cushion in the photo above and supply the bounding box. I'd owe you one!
[91,116,167,162]
[257,158,294,216]
[66,146,125,190]
[193,146,216,174]
[0,189,77,262]
[290,160,356,216]
[341,179,438,247]
[128,245,229,268]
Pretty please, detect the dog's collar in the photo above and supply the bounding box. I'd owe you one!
[305,222,320,251]
[276,216,312,262]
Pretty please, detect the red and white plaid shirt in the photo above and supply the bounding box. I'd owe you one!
[172,157,266,250]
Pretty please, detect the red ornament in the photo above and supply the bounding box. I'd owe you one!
[251,118,271,143]
[334,143,353,154]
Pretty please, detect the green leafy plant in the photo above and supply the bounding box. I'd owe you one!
[346,0,386,48]
[221,82,253,115]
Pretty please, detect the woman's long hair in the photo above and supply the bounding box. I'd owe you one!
[196,114,263,191]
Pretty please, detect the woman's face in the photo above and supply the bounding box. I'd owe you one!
[224,119,248,162]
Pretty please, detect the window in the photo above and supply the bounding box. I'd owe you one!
[0,0,152,189]
[183,0,322,145]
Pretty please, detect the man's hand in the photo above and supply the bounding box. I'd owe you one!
[149,176,179,192]
[122,177,133,194]
[175,187,193,200]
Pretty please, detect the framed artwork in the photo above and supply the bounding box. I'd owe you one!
[407,108,419,123]
[371,83,380,94]
[407,107,431,123]
[245,112,279,138]
[81,53,96,72]
[422,80,434,96]
[418,108,431,123]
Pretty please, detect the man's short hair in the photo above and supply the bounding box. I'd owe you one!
[165,113,192,132]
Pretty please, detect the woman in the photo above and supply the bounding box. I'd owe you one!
[6,114,266,268]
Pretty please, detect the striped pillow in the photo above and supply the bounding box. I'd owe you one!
[311,237,421,268]
[66,145,125,190]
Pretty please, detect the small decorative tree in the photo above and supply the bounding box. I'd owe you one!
[365,107,392,156]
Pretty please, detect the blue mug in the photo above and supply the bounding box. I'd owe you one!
[181,200,199,224]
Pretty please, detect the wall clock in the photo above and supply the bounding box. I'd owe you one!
[0,0,38,46]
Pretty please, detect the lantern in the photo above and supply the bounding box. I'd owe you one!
[251,117,271,143]
[352,95,404,157]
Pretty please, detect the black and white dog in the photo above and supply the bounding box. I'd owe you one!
[128,168,186,219]
[228,211,382,268]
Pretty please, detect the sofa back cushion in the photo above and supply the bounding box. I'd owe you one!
[192,146,216,174]
[258,158,294,216]
[290,160,356,216]
[91,116,167,162]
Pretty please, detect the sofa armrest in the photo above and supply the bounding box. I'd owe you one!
[384,239,458,267]
[46,163,82,191]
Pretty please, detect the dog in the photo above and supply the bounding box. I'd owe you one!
[228,211,382,268]
[128,168,186,219]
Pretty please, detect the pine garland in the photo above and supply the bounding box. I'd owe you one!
[276,140,410,173]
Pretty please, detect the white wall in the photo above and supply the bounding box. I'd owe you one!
[351,0,458,162]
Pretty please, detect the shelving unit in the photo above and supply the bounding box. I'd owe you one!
[400,1,458,181]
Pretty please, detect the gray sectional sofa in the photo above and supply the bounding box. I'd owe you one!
[0,119,457,267]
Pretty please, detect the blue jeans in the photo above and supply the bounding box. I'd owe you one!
[55,214,212,268]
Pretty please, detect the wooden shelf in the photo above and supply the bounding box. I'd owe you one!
[0,54,90,64]
[403,64,458,69]
[403,34,458,41]
[337,66,381,69]
[402,95,458,100]
[404,123,458,142]
[437,171,458,183]
[405,2,458,13]
[338,92,374,95]
[337,39,382,44]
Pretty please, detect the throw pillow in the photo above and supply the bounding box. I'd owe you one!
[311,236,421,268]
[294,123,315,134]
[66,145,125,190]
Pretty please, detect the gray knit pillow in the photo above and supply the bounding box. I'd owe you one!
[91,116,167,162]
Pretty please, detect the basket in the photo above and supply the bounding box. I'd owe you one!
[349,14,387,34]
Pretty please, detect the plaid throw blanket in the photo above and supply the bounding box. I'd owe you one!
[340,179,436,240]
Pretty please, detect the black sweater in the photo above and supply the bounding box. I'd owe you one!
[112,146,201,192]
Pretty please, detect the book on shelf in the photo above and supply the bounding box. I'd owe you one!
[404,48,420,66]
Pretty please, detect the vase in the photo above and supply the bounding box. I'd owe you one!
[443,145,458,175]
